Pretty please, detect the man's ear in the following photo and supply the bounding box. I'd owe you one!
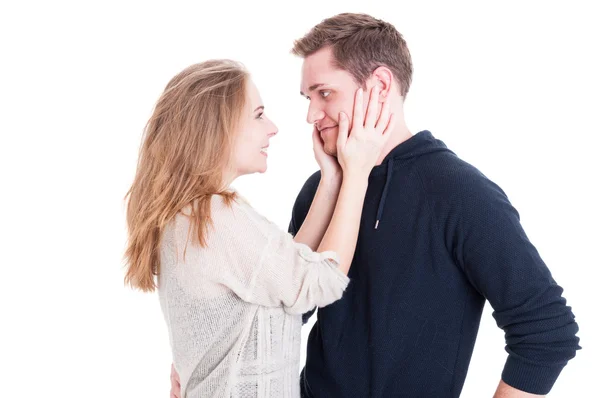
[372,66,394,101]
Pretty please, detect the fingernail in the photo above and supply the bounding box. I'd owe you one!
[340,112,346,120]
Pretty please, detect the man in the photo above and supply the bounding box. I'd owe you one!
[171,13,579,397]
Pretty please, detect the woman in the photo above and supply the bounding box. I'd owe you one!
[124,59,393,397]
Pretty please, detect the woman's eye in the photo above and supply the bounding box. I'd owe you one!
[256,112,264,120]
[320,90,331,98]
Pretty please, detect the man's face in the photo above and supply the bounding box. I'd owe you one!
[300,47,364,156]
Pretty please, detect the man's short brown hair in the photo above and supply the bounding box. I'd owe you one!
[292,13,413,98]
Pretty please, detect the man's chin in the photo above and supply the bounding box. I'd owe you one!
[324,148,337,158]
[324,145,338,157]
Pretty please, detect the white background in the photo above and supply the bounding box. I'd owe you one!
[1,1,598,396]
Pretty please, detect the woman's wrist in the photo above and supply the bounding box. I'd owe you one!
[320,169,342,187]
[342,167,372,183]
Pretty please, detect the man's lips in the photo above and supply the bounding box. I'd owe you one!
[319,125,337,134]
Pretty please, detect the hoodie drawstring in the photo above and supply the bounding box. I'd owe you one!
[375,158,394,229]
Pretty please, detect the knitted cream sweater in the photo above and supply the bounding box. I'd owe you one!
[158,194,349,397]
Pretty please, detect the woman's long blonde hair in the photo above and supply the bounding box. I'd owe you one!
[124,60,248,292]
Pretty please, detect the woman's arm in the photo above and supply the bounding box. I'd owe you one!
[292,124,342,251]
[292,171,340,251]
[299,87,394,275]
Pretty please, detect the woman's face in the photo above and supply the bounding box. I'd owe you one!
[230,79,278,179]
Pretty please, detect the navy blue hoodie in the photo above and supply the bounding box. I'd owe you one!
[289,131,579,397]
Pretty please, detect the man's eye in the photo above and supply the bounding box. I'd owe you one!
[320,90,331,98]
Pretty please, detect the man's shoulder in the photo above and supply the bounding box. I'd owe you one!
[295,170,322,202]
[414,152,512,220]
[415,151,494,194]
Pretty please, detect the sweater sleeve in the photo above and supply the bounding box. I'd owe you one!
[213,197,349,315]
[448,173,580,395]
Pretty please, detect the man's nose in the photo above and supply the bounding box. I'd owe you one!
[306,102,325,124]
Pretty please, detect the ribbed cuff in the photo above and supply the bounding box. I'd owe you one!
[502,356,565,395]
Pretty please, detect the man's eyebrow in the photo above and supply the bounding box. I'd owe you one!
[300,83,325,97]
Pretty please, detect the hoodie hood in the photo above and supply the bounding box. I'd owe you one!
[372,130,452,176]
[371,130,453,229]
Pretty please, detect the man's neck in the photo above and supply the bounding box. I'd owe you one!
[376,120,412,165]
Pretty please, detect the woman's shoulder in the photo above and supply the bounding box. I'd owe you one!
[173,191,280,242]
[214,192,281,236]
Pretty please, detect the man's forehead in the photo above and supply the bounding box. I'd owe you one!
[301,50,335,82]
[300,60,350,91]
[299,69,352,95]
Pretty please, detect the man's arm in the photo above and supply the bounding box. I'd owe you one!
[494,380,544,397]
[437,167,580,395]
